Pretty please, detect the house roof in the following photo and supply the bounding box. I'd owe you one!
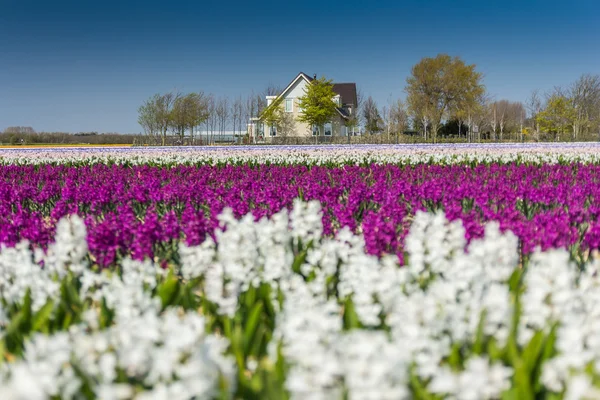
[332,83,358,107]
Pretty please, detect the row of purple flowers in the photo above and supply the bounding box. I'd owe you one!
[2,163,600,266]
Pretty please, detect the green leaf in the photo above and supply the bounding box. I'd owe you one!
[99,298,114,329]
[342,297,361,330]
[291,250,307,275]
[487,338,503,362]
[409,366,435,400]
[157,275,180,308]
[501,388,520,400]
[522,330,545,373]
[513,359,535,400]
[473,309,487,355]
[447,342,462,370]
[32,299,55,332]
[243,302,264,356]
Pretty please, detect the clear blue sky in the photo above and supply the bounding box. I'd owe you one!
[1,0,599,133]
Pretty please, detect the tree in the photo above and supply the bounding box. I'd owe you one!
[138,100,159,140]
[155,92,179,146]
[569,74,600,139]
[537,94,576,141]
[204,94,217,144]
[138,93,178,144]
[526,89,543,140]
[259,96,297,138]
[507,101,526,139]
[3,126,35,134]
[363,96,382,135]
[406,54,485,143]
[215,97,229,142]
[190,92,210,144]
[471,96,490,142]
[487,100,525,141]
[231,96,244,141]
[389,99,409,137]
[495,100,510,141]
[408,94,432,140]
[171,93,191,143]
[296,76,338,139]
[179,92,210,144]
[451,84,485,140]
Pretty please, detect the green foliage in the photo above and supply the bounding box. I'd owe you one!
[537,95,577,138]
[171,92,210,140]
[406,54,485,142]
[0,231,590,399]
[296,76,339,135]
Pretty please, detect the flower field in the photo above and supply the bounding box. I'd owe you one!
[2,144,600,399]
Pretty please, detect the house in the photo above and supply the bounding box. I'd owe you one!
[248,72,359,141]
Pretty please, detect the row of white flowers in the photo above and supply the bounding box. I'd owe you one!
[2,143,600,165]
[1,201,599,398]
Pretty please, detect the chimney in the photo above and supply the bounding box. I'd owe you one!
[313,73,317,80]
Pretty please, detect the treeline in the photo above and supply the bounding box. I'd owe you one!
[0,127,137,145]
[387,54,600,142]
[137,88,278,145]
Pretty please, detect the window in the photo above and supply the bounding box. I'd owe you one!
[257,123,265,139]
[285,98,293,112]
[324,122,332,136]
[312,125,319,136]
[270,125,277,137]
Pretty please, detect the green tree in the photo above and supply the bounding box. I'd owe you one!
[296,76,338,139]
[138,92,178,145]
[406,54,485,143]
[536,95,576,141]
[260,97,284,135]
[171,93,210,144]
[138,98,160,140]
[259,97,296,138]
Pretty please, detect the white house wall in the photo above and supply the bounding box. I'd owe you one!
[284,78,309,99]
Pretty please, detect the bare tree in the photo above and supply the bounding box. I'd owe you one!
[188,92,210,145]
[355,88,365,129]
[488,101,498,140]
[496,100,510,141]
[471,95,490,142]
[569,74,600,139]
[363,96,382,135]
[204,94,217,145]
[506,101,526,138]
[389,99,409,139]
[231,96,244,142]
[526,89,543,140]
[3,126,36,134]
[215,97,229,142]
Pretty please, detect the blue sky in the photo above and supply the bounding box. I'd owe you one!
[1,0,599,133]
